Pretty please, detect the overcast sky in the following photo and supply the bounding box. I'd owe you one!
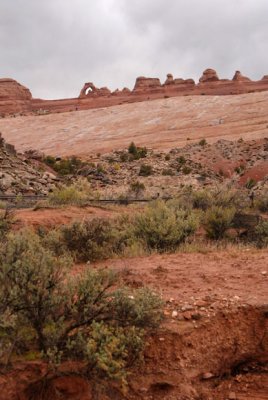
[0,0,267,99]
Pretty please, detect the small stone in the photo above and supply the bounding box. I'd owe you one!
[192,312,202,320]
[201,372,214,380]
[261,271,267,276]
[183,311,193,320]
[195,300,207,307]
[171,310,178,318]
[139,387,148,393]
[181,304,194,311]
[159,337,165,342]
[228,392,237,400]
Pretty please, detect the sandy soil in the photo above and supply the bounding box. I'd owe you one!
[93,249,268,308]
[1,91,268,157]
[13,205,123,229]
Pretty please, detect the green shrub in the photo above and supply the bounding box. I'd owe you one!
[0,230,162,383]
[199,139,207,146]
[177,156,186,165]
[128,142,138,155]
[0,208,13,239]
[120,152,128,162]
[48,179,94,206]
[96,163,106,174]
[245,178,256,190]
[48,156,84,176]
[0,229,71,351]
[134,200,198,252]
[213,187,241,208]
[61,218,118,262]
[162,168,175,176]
[191,190,213,210]
[128,142,148,160]
[43,155,56,167]
[83,322,144,383]
[253,221,268,248]
[182,166,192,175]
[256,192,268,212]
[203,206,235,240]
[234,164,245,174]
[129,181,145,198]
[0,200,8,209]
[139,164,153,177]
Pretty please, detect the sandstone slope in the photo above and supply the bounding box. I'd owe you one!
[0,91,268,157]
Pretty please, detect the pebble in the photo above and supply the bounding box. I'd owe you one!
[261,271,267,276]
[181,305,194,311]
[171,310,178,318]
[195,300,207,307]
[228,392,237,400]
[201,372,214,380]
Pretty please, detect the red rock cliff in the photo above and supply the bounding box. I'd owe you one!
[2,68,268,116]
[0,78,32,115]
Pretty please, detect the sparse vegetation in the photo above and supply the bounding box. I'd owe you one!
[162,168,175,176]
[128,142,148,160]
[139,164,153,176]
[256,191,268,212]
[44,155,84,175]
[199,138,207,146]
[129,180,145,198]
[61,218,118,262]
[134,200,198,252]
[182,166,192,174]
[177,155,186,165]
[245,178,256,190]
[203,206,235,240]
[192,189,213,210]
[48,179,95,206]
[254,220,268,248]
[164,154,171,161]
[0,208,13,239]
[234,164,245,174]
[0,229,163,384]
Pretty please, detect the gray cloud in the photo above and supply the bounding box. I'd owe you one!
[0,0,267,98]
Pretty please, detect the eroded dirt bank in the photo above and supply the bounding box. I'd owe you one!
[0,248,267,400]
[0,306,267,400]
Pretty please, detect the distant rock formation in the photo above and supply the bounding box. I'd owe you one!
[133,77,162,93]
[79,82,111,98]
[232,70,251,82]
[0,78,32,115]
[2,68,268,116]
[199,68,220,82]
